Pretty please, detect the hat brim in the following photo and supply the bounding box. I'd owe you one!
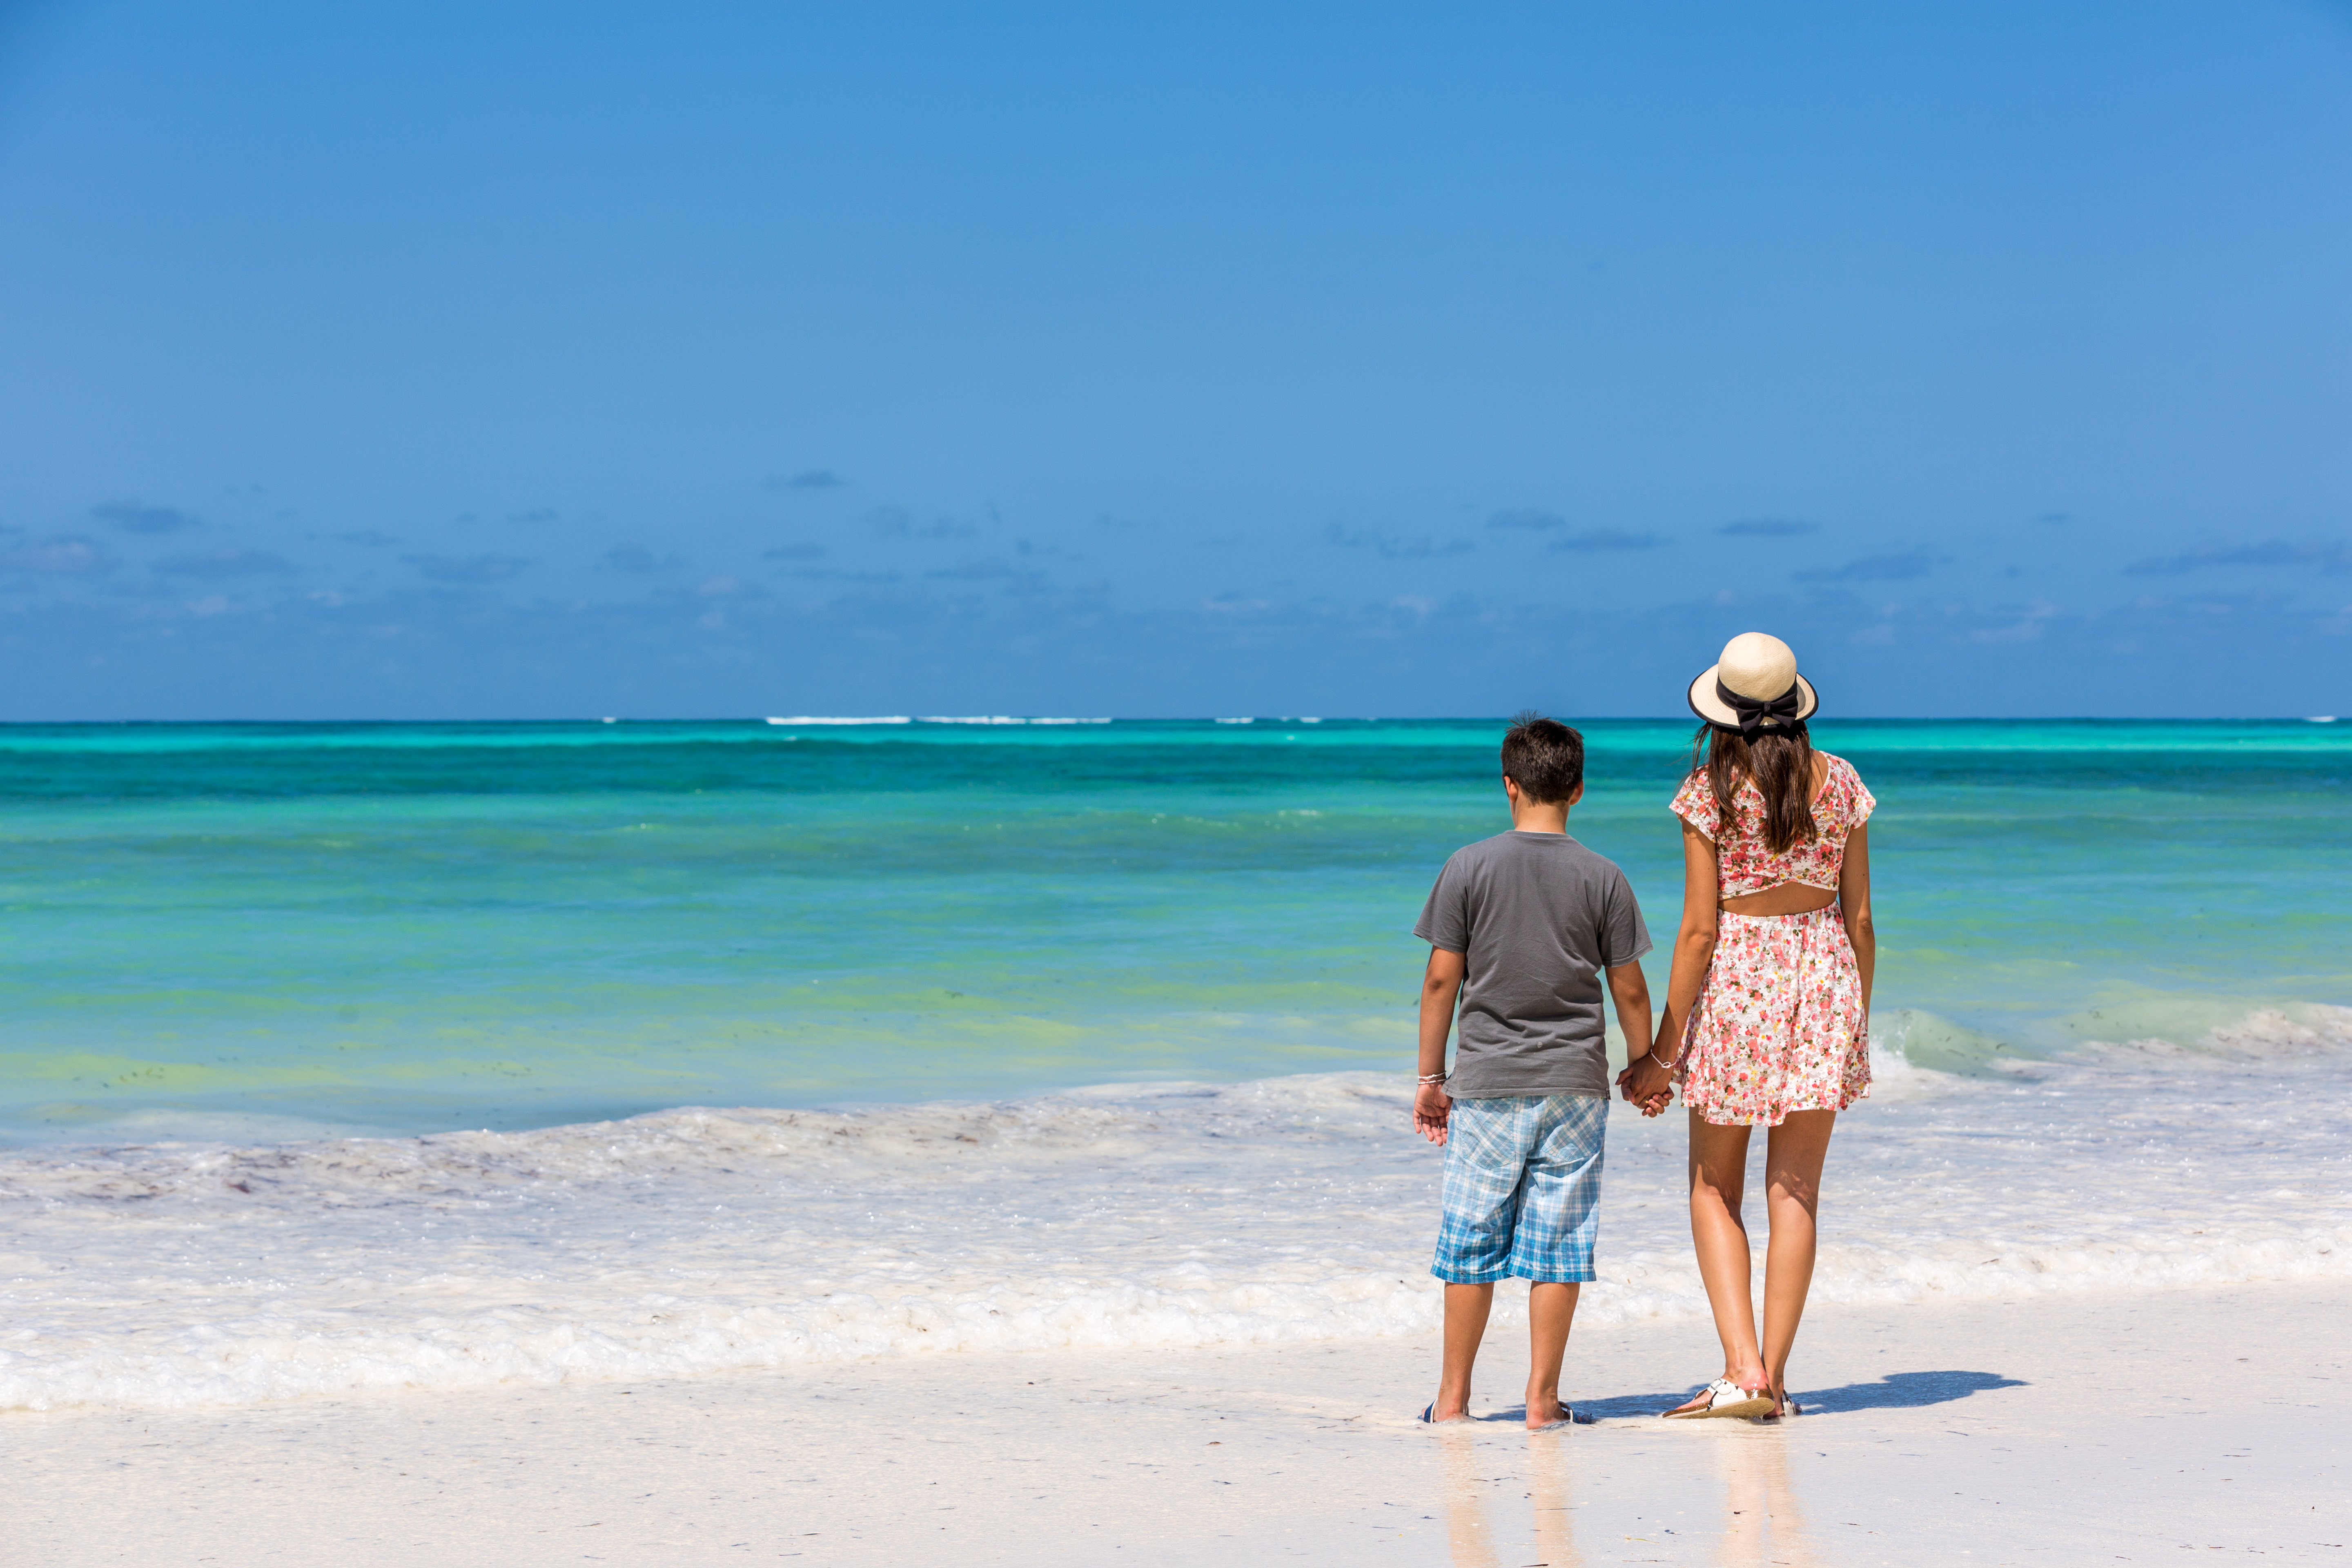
[1687,666,1819,730]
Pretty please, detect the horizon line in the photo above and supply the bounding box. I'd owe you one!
[0,714,2337,728]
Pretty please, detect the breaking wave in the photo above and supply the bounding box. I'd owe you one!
[3,1010,2348,1411]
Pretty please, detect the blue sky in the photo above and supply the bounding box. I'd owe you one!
[2,0,2348,719]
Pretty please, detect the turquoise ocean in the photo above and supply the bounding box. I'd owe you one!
[2,717,2348,1410]
[7,716,2346,1138]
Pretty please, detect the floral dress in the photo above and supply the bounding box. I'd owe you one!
[1668,754,1875,1126]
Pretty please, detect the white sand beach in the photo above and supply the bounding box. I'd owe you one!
[9,1278,2341,1566]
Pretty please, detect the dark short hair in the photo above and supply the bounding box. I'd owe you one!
[1501,712,1584,804]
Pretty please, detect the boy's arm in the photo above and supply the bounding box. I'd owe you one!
[1414,947,1465,1145]
[1604,960,1655,1109]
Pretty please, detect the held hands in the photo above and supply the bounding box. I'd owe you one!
[1412,1081,1453,1145]
[1616,1044,1676,1118]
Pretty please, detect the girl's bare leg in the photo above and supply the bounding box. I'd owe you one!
[1679,1111,1768,1405]
[1760,1109,1836,1410]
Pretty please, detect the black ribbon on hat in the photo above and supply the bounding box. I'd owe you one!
[1715,676,1803,739]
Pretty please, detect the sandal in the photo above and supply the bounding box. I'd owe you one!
[1663,1378,1774,1420]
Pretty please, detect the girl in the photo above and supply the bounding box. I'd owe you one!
[1618,632,1875,1421]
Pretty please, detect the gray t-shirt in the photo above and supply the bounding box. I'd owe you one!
[1414,830,1653,1099]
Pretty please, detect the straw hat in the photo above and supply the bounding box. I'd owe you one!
[1686,632,1820,736]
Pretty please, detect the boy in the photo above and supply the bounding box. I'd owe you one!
[1412,713,1653,1428]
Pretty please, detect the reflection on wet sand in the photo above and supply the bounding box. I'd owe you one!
[1437,1425,1583,1568]
[1526,1424,1582,1567]
[1709,1425,1822,1567]
[1432,1417,1821,1566]
[1437,1427,1501,1568]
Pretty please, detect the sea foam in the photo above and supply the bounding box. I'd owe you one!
[2,1017,2347,1412]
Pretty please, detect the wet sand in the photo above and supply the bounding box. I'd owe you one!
[7,1279,2343,1566]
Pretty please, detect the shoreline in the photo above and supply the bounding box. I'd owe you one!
[9,1057,2349,1415]
[10,1277,2341,1565]
[7,997,2346,1153]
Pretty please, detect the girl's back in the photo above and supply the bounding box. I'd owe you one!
[1670,751,1875,900]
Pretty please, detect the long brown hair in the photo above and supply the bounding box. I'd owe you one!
[1690,722,1817,854]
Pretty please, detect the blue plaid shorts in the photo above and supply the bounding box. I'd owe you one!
[1432,1093,1608,1284]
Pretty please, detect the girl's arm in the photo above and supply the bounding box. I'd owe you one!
[1839,822,1874,1013]
[1617,823,1719,1109]
[1655,822,1723,1058]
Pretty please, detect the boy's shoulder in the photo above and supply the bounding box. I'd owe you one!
[1445,828,1520,859]
[1560,834,1634,888]
[1444,831,1628,880]
[1439,829,1530,869]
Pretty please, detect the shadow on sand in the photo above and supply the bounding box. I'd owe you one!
[1481,1403,1599,1425]
[1573,1368,2027,1421]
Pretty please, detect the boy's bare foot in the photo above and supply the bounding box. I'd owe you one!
[1527,1398,1573,1431]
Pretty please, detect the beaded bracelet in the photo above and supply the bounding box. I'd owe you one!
[1416,1072,1448,1085]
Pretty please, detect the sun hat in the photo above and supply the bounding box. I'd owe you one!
[1687,632,1820,737]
